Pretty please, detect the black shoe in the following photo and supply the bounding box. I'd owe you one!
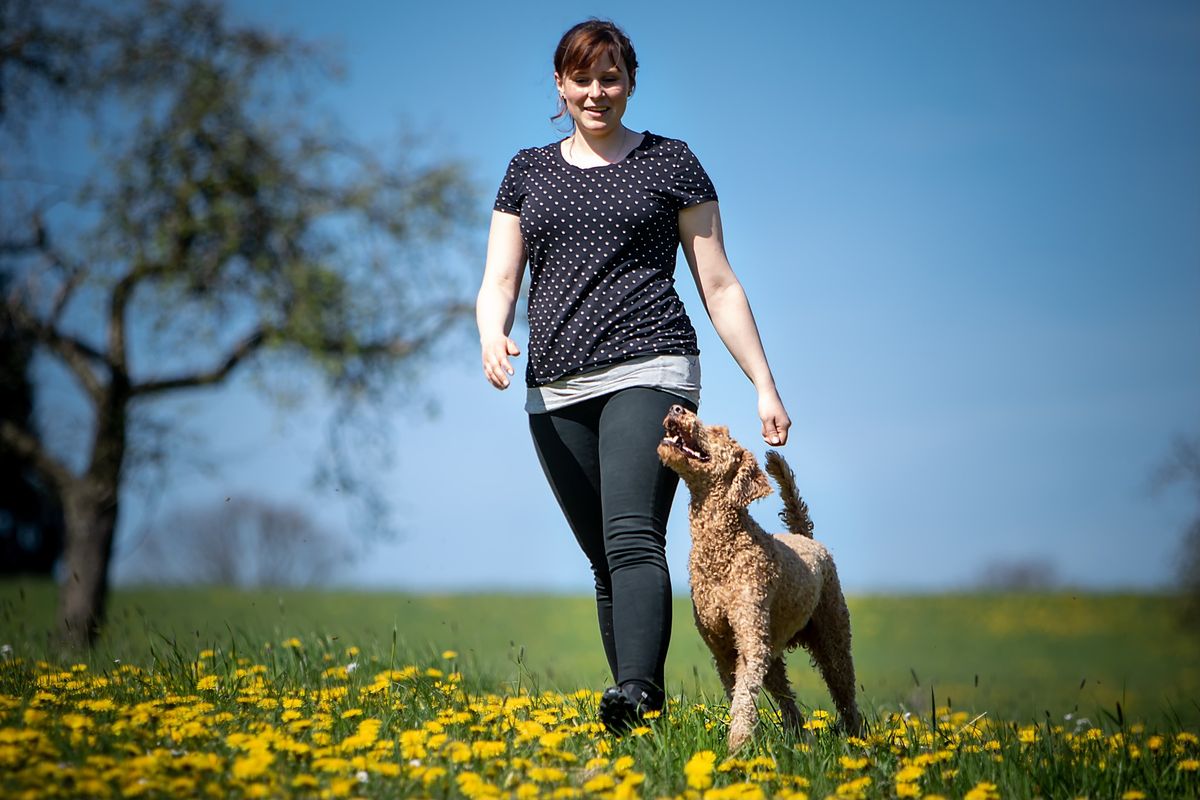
[598,685,645,736]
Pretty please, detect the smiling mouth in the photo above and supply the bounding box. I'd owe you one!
[662,417,709,462]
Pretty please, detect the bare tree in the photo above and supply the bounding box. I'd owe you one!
[121,496,354,587]
[1154,434,1200,626]
[0,0,477,648]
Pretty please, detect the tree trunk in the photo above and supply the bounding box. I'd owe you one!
[57,478,120,649]
[56,384,127,650]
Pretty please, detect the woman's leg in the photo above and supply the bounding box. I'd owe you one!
[527,397,619,680]
[597,387,696,709]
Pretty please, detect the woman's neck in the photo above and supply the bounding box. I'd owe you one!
[567,126,631,166]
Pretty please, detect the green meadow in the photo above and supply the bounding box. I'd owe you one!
[2,581,1196,727]
[3,581,1200,798]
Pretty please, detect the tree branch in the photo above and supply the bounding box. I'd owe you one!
[0,418,77,492]
[47,247,86,325]
[6,294,108,402]
[131,327,267,396]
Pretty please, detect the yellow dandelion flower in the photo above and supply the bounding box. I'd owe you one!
[839,755,869,770]
[442,740,472,763]
[1179,759,1200,772]
[282,637,302,649]
[458,772,502,799]
[539,731,568,749]
[399,729,428,760]
[442,650,458,659]
[328,776,356,797]
[613,754,636,775]
[684,750,717,790]
[1122,790,1147,799]
[707,781,766,800]
[895,782,920,798]
[231,751,275,781]
[196,675,219,691]
[340,718,382,751]
[472,739,506,759]
[614,772,645,800]
[583,774,616,792]
[833,775,872,799]
[964,781,1000,800]
[895,765,924,783]
[529,766,566,783]
[61,713,91,730]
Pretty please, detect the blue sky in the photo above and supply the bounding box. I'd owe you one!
[89,1,1200,592]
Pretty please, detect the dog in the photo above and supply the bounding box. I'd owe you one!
[658,405,863,751]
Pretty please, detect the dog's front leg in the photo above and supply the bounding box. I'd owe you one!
[727,600,771,753]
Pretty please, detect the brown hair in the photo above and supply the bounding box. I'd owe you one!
[552,19,638,123]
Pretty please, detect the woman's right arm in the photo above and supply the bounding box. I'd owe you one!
[476,210,527,390]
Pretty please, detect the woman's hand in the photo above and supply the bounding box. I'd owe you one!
[476,210,526,390]
[758,390,791,446]
[481,335,521,390]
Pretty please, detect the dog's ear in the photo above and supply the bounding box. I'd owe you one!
[728,449,772,507]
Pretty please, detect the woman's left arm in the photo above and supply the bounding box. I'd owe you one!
[679,201,791,446]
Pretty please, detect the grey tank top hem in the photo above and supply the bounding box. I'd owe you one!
[525,353,701,414]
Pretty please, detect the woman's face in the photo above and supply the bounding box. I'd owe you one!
[555,52,631,136]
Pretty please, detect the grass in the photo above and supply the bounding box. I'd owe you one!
[1,580,1198,798]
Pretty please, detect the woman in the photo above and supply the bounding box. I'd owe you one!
[476,19,790,733]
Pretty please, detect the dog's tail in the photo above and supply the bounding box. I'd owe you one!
[764,450,814,538]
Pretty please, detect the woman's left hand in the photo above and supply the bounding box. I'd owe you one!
[759,391,791,446]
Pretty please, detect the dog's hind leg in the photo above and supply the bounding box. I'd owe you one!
[800,574,863,735]
[763,656,803,734]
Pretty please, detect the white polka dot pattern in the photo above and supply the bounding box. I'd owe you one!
[494,131,718,387]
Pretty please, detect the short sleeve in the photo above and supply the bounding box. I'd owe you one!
[669,142,718,209]
[493,151,527,215]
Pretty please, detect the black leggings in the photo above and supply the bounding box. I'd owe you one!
[528,387,695,704]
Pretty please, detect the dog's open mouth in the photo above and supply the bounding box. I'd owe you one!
[662,416,710,462]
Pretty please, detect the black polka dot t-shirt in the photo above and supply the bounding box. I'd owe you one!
[493,131,718,387]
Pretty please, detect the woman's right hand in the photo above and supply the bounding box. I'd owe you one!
[481,335,522,390]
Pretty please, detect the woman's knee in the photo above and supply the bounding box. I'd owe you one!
[604,527,668,574]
